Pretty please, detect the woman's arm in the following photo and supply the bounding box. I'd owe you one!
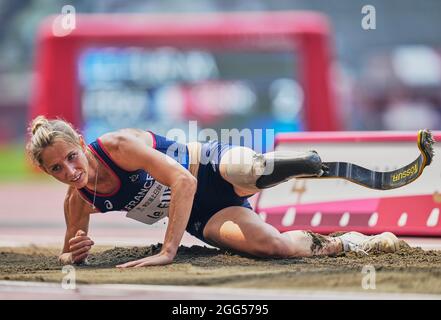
[100,130,197,267]
[59,187,95,265]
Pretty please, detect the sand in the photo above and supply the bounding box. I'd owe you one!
[1,240,441,294]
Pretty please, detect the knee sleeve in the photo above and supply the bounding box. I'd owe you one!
[220,147,265,189]
[220,147,324,190]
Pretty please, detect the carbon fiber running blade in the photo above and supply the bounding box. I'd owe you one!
[321,157,424,190]
[299,129,434,190]
[418,129,435,166]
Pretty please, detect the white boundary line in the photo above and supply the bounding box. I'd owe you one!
[0,280,440,300]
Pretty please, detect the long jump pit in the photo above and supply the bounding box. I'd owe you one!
[1,238,441,300]
[2,132,441,299]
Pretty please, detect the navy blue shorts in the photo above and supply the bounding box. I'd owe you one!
[185,140,253,243]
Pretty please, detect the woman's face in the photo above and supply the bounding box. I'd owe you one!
[40,138,90,188]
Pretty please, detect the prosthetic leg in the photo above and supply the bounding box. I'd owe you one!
[221,129,434,191]
[220,147,325,190]
[255,151,325,189]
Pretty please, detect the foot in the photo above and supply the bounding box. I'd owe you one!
[338,231,400,255]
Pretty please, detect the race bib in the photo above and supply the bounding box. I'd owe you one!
[125,183,171,225]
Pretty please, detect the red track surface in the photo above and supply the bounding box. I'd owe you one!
[0,181,206,248]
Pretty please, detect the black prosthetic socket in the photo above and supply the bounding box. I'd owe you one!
[255,151,324,189]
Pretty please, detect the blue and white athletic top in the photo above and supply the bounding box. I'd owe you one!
[78,132,189,225]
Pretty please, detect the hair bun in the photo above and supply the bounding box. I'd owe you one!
[30,115,49,135]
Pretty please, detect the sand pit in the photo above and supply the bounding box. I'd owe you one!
[1,240,441,294]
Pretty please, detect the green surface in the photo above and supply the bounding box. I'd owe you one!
[0,144,45,181]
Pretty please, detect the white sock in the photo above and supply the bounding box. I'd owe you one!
[337,232,367,252]
[340,238,351,252]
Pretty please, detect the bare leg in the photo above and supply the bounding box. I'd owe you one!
[203,206,343,258]
[216,148,401,255]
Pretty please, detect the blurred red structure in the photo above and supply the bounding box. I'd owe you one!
[30,11,340,131]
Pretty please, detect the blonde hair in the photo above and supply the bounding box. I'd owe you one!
[26,116,82,166]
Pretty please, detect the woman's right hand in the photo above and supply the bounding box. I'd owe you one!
[58,252,73,265]
[67,230,94,264]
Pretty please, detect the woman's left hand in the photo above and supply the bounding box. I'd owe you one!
[116,251,175,268]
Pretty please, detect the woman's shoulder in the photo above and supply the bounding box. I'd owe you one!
[98,128,154,152]
[96,129,156,172]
